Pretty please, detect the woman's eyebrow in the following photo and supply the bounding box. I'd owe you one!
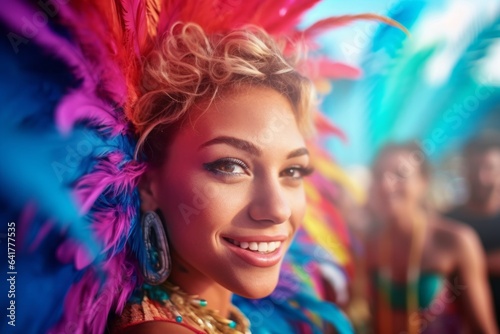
[287,147,309,159]
[199,136,262,156]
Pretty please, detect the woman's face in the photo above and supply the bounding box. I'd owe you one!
[370,149,428,220]
[466,149,500,202]
[141,86,310,298]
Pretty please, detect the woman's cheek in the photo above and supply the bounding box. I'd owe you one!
[291,187,307,230]
[159,171,208,223]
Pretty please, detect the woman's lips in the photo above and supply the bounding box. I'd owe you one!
[222,237,285,268]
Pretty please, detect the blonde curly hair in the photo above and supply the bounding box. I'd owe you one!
[130,22,315,165]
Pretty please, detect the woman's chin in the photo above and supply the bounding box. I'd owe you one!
[235,285,277,299]
[230,275,279,299]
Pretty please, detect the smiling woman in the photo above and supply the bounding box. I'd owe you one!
[110,23,316,333]
[1,0,404,333]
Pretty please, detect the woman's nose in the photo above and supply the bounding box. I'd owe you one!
[248,178,292,224]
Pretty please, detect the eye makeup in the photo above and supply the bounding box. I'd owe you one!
[203,157,249,176]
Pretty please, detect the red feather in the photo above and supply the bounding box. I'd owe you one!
[314,111,347,140]
[297,14,409,40]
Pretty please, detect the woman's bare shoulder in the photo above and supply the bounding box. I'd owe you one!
[120,321,200,334]
[432,215,482,253]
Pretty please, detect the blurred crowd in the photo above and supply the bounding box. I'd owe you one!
[329,133,500,333]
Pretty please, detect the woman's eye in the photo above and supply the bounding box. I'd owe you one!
[203,158,248,176]
[280,166,314,179]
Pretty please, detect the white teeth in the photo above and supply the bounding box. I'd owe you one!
[267,242,276,252]
[234,240,282,253]
[258,242,268,252]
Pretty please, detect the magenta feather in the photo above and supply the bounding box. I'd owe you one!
[0,0,129,135]
[75,153,145,215]
[56,92,126,136]
[57,239,94,269]
[74,153,145,256]
[54,2,129,134]
[49,253,137,334]
[28,220,54,252]
[6,0,128,125]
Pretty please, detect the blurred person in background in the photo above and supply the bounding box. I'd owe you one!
[446,134,500,329]
[361,142,497,334]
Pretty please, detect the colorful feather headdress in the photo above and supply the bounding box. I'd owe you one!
[0,1,403,333]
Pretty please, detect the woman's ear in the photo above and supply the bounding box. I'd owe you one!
[139,169,160,212]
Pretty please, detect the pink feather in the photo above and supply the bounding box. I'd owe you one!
[75,153,145,214]
[56,91,125,136]
[50,253,137,334]
[314,111,347,140]
[301,57,362,80]
[74,153,145,254]
[57,239,95,269]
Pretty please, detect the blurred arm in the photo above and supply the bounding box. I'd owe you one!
[457,227,498,334]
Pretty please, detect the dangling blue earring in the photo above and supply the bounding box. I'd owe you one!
[140,211,171,285]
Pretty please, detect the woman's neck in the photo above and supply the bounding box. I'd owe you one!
[387,206,428,236]
[168,257,233,318]
[388,216,413,236]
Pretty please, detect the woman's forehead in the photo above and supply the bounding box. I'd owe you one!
[168,86,306,154]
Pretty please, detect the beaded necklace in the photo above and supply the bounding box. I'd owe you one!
[140,281,251,334]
